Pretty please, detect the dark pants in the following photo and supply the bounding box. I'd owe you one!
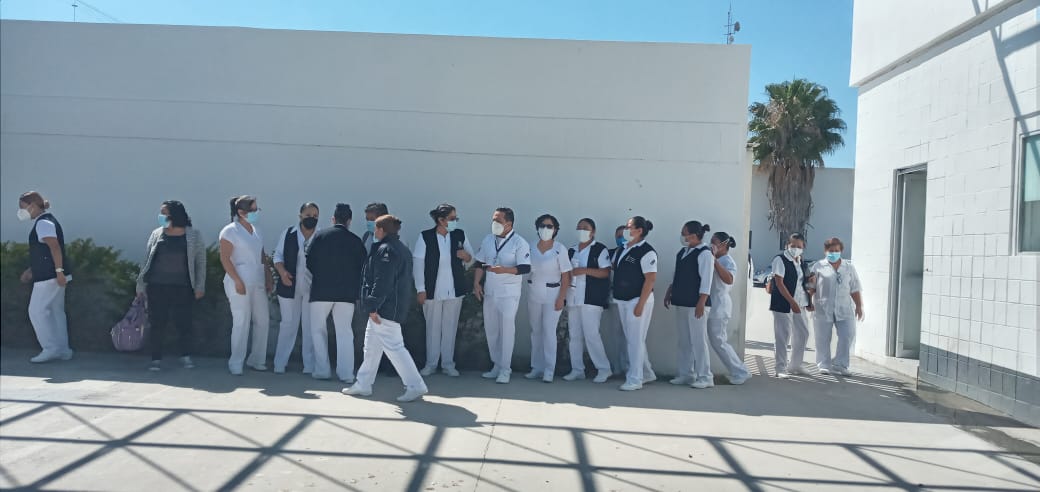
[147,284,194,361]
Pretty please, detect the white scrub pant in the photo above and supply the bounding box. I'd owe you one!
[814,313,856,371]
[676,306,712,384]
[422,297,464,370]
[28,279,71,357]
[566,305,611,373]
[707,317,750,380]
[607,304,629,374]
[483,295,520,374]
[274,290,315,373]
[616,294,657,386]
[354,318,427,392]
[309,301,355,381]
[528,297,563,376]
[224,279,270,373]
[772,310,809,372]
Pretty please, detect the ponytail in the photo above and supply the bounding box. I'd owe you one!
[713,231,736,249]
[682,221,711,240]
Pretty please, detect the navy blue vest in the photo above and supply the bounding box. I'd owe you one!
[671,246,713,308]
[612,242,655,302]
[769,254,799,313]
[276,227,300,299]
[568,242,609,308]
[29,213,71,282]
[421,228,471,298]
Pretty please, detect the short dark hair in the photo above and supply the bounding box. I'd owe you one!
[535,214,560,239]
[300,202,319,214]
[824,237,845,251]
[682,221,711,240]
[789,232,806,245]
[375,214,402,235]
[162,200,192,228]
[629,216,654,238]
[430,203,456,224]
[365,202,389,216]
[334,203,352,224]
[578,218,597,231]
[495,207,515,224]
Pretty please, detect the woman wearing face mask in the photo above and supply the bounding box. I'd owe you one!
[564,218,612,383]
[611,216,658,391]
[607,224,630,376]
[706,232,751,384]
[808,237,864,376]
[136,200,206,371]
[770,233,811,378]
[272,203,320,375]
[664,221,715,389]
[17,191,74,363]
[414,203,474,377]
[219,195,274,375]
[524,214,573,383]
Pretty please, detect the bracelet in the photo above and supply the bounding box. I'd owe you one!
[55,268,64,273]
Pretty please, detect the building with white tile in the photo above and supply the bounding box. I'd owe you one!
[850,0,1039,425]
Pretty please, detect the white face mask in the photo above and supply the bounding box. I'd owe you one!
[577,230,592,243]
[16,209,31,221]
[680,235,689,248]
[491,221,505,236]
[787,247,803,258]
[538,228,554,241]
[622,229,634,243]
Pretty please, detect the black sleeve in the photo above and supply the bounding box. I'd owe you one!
[305,233,321,275]
[363,245,395,313]
[516,264,531,274]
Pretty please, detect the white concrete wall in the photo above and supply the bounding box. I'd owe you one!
[749,167,855,270]
[851,6,1039,381]
[0,21,752,376]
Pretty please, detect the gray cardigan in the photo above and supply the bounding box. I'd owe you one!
[136,227,207,294]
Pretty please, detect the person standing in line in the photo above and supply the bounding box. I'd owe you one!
[664,221,715,389]
[414,203,474,377]
[137,200,206,371]
[306,203,366,382]
[272,202,320,375]
[344,215,429,402]
[808,237,864,377]
[473,207,531,384]
[706,231,751,385]
[17,191,74,363]
[524,214,573,384]
[611,216,659,391]
[770,233,811,379]
[564,218,613,383]
[219,195,274,375]
[607,224,629,376]
[362,203,389,253]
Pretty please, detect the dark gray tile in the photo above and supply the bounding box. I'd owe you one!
[1002,372,1017,399]
[957,360,969,382]
[979,364,991,389]
[1016,376,1040,405]
[990,369,1003,393]
[938,357,949,377]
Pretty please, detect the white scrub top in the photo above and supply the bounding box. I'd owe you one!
[709,254,737,319]
[413,231,475,300]
[810,259,862,322]
[474,230,531,298]
[527,240,572,304]
[274,225,314,290]
[219,221,266,287]
[568,243,611,306]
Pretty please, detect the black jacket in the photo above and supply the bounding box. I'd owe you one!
[306,224,366,303]
[361,233,412,324]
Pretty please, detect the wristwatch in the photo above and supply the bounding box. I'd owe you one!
[55,268,65,273]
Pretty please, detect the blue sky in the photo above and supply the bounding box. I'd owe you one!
[0,0,857,168]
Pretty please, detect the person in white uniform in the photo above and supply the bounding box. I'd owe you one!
[808,237,864,376]
[664,221,715,389]
[611,216,659,391]
[706,231,751,384]
[607,225,630,376]
[524,214,573,383]
[769,233,811,378]
[564,218,613,383]
[272,202,320,375]
[17,191,74,363]
[473,207,532,384]
[414,203,474,377]
[219,195,274,375]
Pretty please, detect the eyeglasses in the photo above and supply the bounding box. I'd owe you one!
[538,224,556,230]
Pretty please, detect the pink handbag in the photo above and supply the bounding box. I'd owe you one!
[111,297,147,352]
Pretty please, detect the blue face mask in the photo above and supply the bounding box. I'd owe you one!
[616,237,626,248]
[158,214,170,228]
[446,220,459,232]
[826,252,842,263]
[366,220,376,233]
[246,211,260,224]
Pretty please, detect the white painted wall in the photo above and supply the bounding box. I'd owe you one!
[0,21,752,376]
[851,7,1039,376]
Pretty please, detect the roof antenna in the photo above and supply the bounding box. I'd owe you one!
[72,1,78,22]
[725,2,741,45]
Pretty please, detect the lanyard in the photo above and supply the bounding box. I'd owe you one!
[493,232,514,263]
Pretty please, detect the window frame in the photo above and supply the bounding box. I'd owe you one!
[1013,129,1040,255]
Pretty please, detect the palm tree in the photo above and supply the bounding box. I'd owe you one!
[748,79,846,249]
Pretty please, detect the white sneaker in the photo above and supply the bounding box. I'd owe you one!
[777,371,790,379]
[341,376,356,385]
[836,367,852,376]
[229,367,243,376]
[29,352,56,363]
[643,374,657,384]
[180,356,195,369]
[443,367,460,377]
[248,363,267,372]
[524,370,542,380]
[563,370,585,381]
[58,350,74,361]
[273,367,286,374]
[397,387,429,402]
[619,382,643,391]
[818,368,832,375]
[148,360,161,372]
[496,372,511,384]
[669,376,693,385]
[542,374,554,383]
[342,385,372,397]
[481,368,500,379]
[691,379,715,389]
[728,374,751,385]
[788,366,811,376]
[593,370,611,383]
[420,366,436,377]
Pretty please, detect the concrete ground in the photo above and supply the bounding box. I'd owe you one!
[2,295,1039,491]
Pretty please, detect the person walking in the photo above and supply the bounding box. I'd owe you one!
[808,237,864,376]
[17,191,74,363]
[770,233,811,378]
[706,231,751,384]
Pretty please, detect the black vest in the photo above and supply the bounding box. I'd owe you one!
[421,228,471,298]
[276,227,300,299]
[612,242,655,302]
[769,254,799,313]
[568,242,609,308]
[29,213,72,282]
[671,246,713,308]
